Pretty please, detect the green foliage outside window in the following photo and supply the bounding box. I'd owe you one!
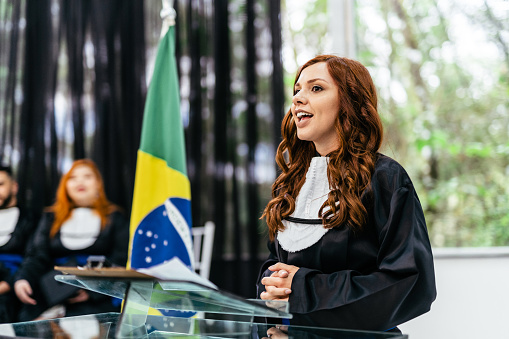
[282,0,509,247]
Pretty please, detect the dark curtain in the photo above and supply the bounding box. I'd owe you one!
[17,0,58,218]
[0,0,283,299]
[178,0,284,297]
[4,0,146,222]
[87,0,146,213]
[0,0,24,168]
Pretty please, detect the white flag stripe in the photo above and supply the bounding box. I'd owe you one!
[164,199,195,268]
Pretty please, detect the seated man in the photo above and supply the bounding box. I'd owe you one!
[0,166,34,323]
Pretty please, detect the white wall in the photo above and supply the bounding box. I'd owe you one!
[399,247,509,339]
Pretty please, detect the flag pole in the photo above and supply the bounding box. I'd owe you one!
[161,0,176,37]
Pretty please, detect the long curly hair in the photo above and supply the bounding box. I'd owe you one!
[262,55,383,241]
[48,159,117,238]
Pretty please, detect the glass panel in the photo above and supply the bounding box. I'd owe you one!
[0,313,409,338]
[55,275,291,318]
[146,315,252,338]
[118,281,153,337]
[0,313,120,338]
[260,322,408,339]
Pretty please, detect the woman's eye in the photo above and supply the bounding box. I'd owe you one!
[311,85,322,92]
[293,88,300,95]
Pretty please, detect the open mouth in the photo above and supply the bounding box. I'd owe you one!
[296,112,313,121]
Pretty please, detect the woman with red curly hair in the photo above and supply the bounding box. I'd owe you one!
[14,159,129,321]
[257,55,436,332]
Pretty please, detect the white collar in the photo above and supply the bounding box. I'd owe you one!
[277,157,330,252]
[60,208,101,250]
[0,207,19,246]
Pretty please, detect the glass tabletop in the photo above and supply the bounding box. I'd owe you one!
[0,313,408,338]
[39,273,410,338]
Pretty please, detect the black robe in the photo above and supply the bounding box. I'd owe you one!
[257,154,437,331]
[14,209,129,321]
[0,207,35,323]
[0,207,34,286]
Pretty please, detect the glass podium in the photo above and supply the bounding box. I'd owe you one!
[0,270,409,338]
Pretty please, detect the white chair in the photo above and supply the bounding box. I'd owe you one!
[192,221,215,280]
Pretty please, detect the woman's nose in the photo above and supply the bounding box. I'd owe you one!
[292,91,306,105]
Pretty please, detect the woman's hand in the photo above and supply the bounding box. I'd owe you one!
[67,289,90,304]
[260,262,299,301]
[263,325,288,339]
[0,281,11,295]
[14,279,37,305]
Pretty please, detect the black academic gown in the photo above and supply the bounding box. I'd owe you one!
[257,154,437,332]
[0,207,34,323]
[14,209,129,321]
[0,207,34,286]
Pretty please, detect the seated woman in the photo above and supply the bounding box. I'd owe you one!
[14,159,129,321]
[257,55,436,333]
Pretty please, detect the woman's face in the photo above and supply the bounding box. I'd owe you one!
[66,165,100,207]
[291,62,341,155]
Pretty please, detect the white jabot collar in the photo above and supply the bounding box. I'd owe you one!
[60,207,101,250]
[278,157,331,253]
[0,207,20,246]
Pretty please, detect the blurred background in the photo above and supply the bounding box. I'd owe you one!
[0,0,508,336]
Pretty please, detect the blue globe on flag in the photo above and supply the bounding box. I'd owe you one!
[131,197,193,270]
[131,197,195,318]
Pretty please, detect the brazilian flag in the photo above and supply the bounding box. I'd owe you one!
[128,25,193,273]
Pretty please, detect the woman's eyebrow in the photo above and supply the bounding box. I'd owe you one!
[307,77,327,83]
[295,78,328,87]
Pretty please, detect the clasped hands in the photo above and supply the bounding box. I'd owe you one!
[260,262,299,301]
